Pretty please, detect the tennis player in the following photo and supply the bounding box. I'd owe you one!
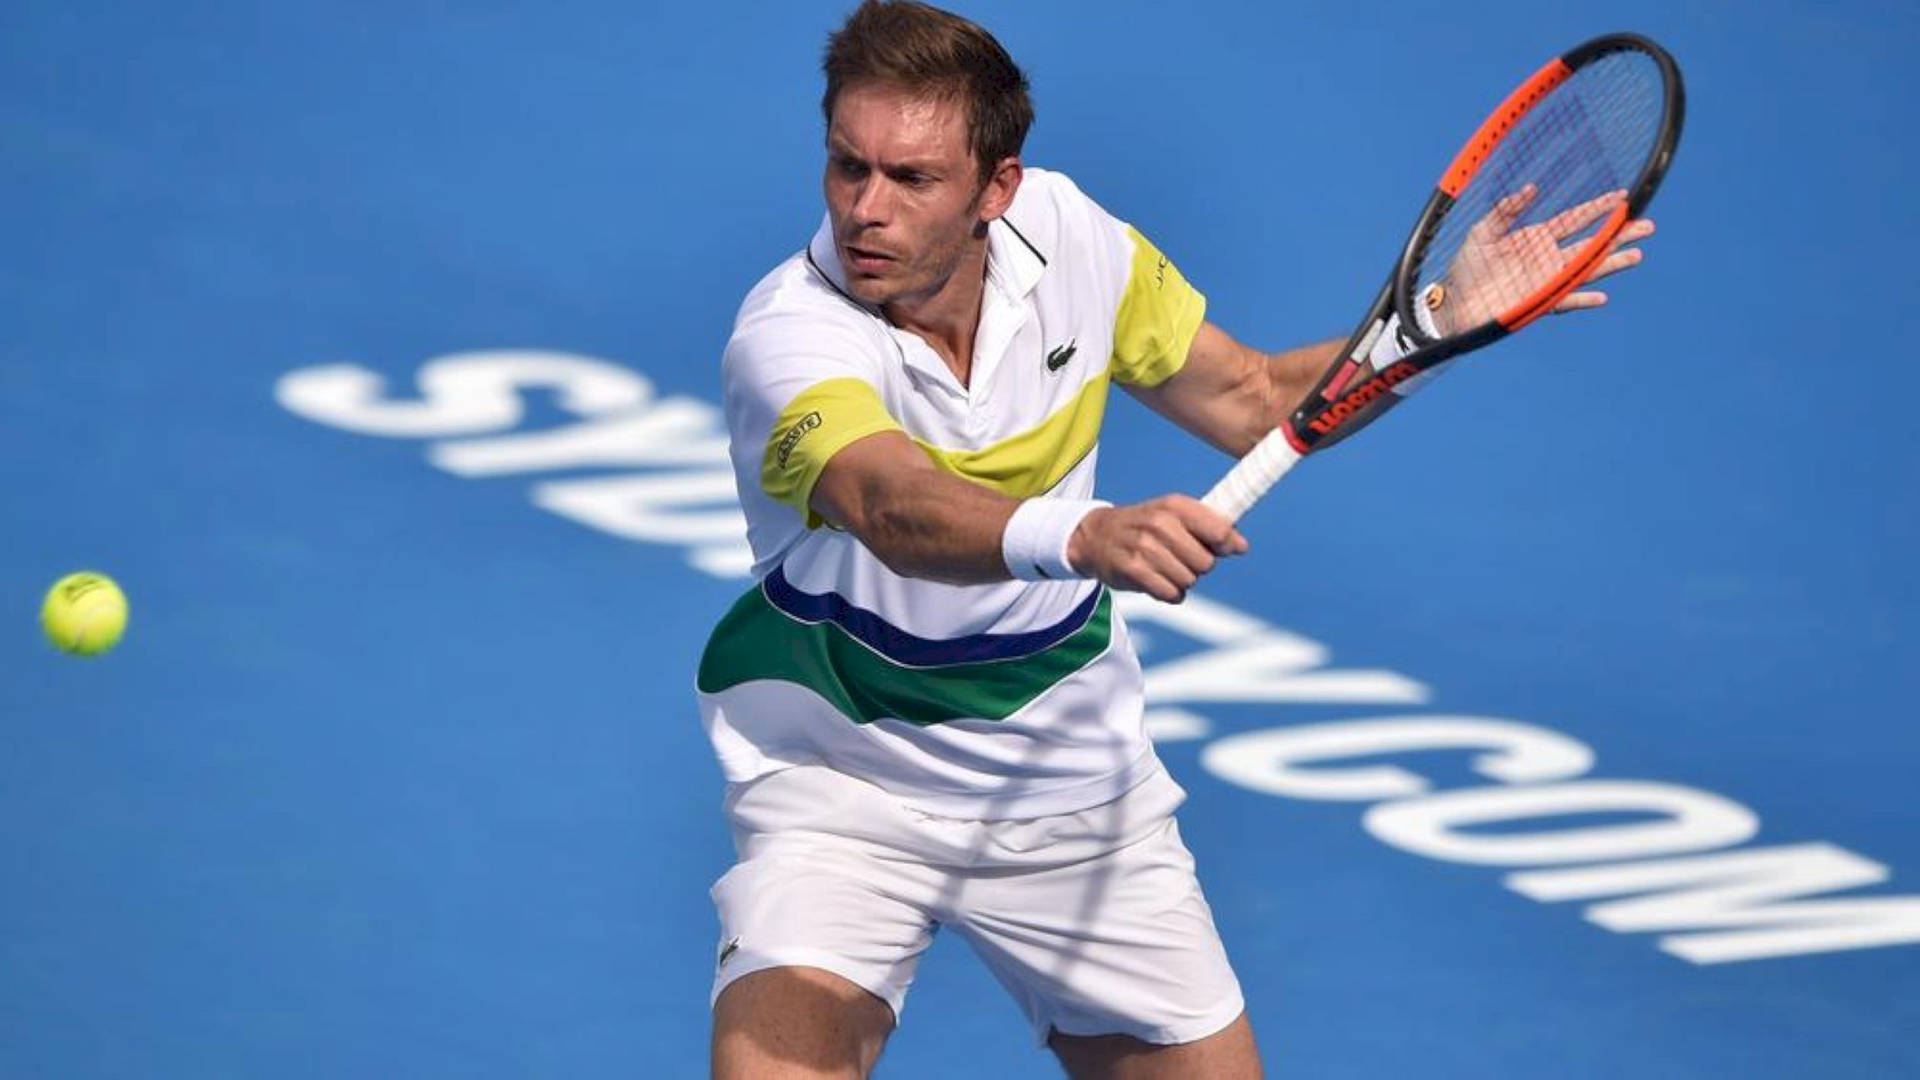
[697,3,1652,1077]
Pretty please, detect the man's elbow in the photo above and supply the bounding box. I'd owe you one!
[858,499,919,576]
[823,475,922,578]
[1221,391,1279,459]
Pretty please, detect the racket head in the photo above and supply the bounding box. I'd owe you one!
[1216,33,1684,520]
[1397,33,1685,344]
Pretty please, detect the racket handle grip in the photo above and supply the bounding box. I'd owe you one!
[1201,429,1304,524]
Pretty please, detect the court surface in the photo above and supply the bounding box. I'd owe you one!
[4,1,1917,1076]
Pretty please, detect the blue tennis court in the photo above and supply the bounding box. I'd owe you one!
[4,1,1916,1075]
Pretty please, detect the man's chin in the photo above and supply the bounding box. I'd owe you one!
[845,278,894,307]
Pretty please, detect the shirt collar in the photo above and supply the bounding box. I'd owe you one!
[985,213,1046,300]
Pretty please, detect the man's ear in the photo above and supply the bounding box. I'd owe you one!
[976,157,1024,224]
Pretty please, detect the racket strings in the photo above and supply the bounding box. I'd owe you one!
[1414,48,1669,329]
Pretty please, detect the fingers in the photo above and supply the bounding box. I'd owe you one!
[1162,495,1248,557]
[1145,497,1248,602]
[1575,214,1654,259]
[1556,215,1656,308]
[1582,245,1643,284]
[1133,563,1203,604]
[1491,183,1539,229]
[1115,535,1200,604]
[1471,183,1539,242]
[1160,521,1220,581]
[1087,496,1249,603]
[1544,188,1626,241]
[1135,506,1219,591]
[1616,217,1656,244]
[1551,290,1607,314]
[1134,574,1185,604]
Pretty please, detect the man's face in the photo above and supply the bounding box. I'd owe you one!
[824,82,987,309]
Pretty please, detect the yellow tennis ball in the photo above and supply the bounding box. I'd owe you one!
[41,572,129,656]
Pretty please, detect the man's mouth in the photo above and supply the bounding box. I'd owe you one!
[843,244,896,272]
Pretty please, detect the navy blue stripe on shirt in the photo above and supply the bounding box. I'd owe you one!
[760,566,1101,669]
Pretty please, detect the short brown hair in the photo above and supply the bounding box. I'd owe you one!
[821,0,1034,183]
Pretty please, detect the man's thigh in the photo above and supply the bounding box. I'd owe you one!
[710,769,942,1019]
[709,838,935,1015]
[1049,1012,1263,1080]
[707,841,931,1079]
[712,966,896,1080]
[951,785,1247,1049]
[710,766,946,1076]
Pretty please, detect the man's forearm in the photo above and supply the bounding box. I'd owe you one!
[812,439,1022,585]
[1263,338,1345,436]
[1213,334,1347,457]
[1131,323,1347,459]
[861,472,1020,584]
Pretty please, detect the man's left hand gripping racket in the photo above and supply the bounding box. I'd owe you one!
[1203,33,1685,522]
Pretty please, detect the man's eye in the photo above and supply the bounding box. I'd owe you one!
[836,159,867,178]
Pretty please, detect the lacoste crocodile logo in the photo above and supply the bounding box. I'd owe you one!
[1045,340,1078,372]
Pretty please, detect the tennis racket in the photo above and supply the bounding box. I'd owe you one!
[1202,32,1684,522]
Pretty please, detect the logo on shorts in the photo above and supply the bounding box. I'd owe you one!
[774,411,822,467]
[1045,340,1077,372]
[717,937,741,969]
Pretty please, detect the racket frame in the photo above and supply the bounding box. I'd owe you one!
[1202,33,1685,520]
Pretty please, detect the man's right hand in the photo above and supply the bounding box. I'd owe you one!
[1067,494,1249,603]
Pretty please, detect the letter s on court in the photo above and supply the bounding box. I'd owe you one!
[275,351,655,438]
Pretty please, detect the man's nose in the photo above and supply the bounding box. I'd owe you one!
[851,175,892,223]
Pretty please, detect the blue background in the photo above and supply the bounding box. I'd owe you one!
[4,1,1917,1076]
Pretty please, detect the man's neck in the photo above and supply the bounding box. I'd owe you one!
[882,239,990,388]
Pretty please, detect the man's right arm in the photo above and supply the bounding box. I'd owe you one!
[810,431,1249,603]
[809,430,1020,584]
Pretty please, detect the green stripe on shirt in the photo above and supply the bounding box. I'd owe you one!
[697,585,1113,727]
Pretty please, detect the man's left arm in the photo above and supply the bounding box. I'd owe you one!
[1122,322,1343,459]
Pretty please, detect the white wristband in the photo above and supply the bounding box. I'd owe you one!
[1370,303,1460,400]
[1002,498,1109,581]
[1367,312,1417,369]
[1366,290,1446,370]
[1413,282,1446,339]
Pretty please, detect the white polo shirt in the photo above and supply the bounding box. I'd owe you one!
[697,167,1207,819]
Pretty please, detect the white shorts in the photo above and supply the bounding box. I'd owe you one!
[708,763,1245,1047]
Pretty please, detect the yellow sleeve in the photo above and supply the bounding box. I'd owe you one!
[1109,226,1208,388]
[760,377,903,528]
